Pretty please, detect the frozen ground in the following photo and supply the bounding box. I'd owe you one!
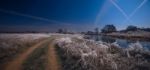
[0,33,149,70]
[0,33,51,66]
[0,33,51,42]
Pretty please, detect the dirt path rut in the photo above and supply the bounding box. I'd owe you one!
[4,39,49,70]
[46,38,61,70]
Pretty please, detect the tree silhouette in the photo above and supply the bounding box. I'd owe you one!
[101,25,117,33]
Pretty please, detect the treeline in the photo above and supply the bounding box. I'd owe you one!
[102,25,150,33]
[84,25,150,35]
[57,29,75,34]
[120,25,150,32]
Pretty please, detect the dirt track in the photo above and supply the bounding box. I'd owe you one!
[46,38,61,70]
[4,37,61,70]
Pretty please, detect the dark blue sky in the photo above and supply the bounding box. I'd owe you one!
[0,0,150,32]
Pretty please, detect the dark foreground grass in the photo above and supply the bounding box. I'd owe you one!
[23,42,49,70]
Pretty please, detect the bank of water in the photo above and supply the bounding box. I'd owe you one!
[85,35,150,50]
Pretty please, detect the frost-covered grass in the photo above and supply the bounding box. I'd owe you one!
[0,33,50,66]
[55,36,150,70]
[0,33,149,70]
[0,33,50,42]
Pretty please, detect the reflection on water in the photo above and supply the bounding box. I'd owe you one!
[85,35,150,50]
[101,36,116,43]
[86,35,116,43]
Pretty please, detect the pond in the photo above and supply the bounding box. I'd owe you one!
[85,35,150,50]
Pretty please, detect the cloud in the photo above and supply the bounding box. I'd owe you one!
[0,9,71,25]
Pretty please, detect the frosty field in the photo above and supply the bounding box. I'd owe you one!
[0,33,150,70]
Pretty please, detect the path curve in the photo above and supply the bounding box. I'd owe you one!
[4,39,49,70]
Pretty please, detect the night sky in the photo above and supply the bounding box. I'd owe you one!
[0,0,150,32]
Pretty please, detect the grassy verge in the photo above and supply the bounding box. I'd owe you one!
[55,44,85,70]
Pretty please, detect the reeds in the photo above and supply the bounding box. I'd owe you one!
[55,37,150,70]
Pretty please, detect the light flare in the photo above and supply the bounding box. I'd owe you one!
[94,0,148,27]
[123,0,148,24]
[94,0,111,27]
[109,0,133,24]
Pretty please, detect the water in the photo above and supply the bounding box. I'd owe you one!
[85,35,150,50]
